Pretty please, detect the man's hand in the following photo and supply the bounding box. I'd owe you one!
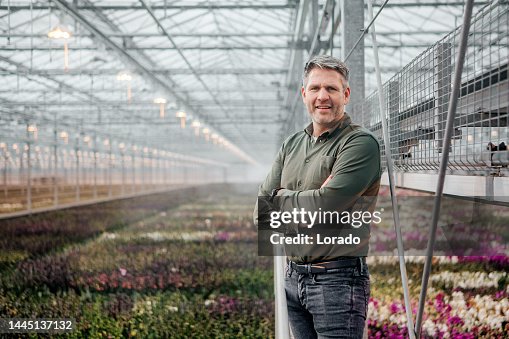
[321,175,333,188]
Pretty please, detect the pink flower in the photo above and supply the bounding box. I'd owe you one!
[215,232,230,241]
[119,268,127,276]
[447,315,464,326]
[389,302,400,314]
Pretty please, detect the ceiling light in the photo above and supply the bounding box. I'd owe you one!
[191,120,201,136]
[154,97,167,118]
[27,124,38,140]
[176,111,187,129]
[48,25,72,72]
[116,71,133,103]
[202,128,210,141]
[59,131,69,144]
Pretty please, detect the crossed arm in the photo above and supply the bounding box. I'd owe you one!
[254,134,381,226]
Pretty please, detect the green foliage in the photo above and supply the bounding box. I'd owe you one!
[0,189,274,338]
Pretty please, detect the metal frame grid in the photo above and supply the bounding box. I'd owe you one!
[356,1,509,174]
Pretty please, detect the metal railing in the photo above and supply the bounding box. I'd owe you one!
[0,125,226,215]
[355,1,509,174]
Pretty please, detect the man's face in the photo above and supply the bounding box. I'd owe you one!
[301,68,350,126]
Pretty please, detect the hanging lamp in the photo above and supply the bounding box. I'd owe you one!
[59,131,69,144]
[191,120,201,136]
[176,111,187,128]
[116,71,133,103]
[202,128,210,141]
[153,97,167,118]
[27,124,38,140]
[48,25,72,72]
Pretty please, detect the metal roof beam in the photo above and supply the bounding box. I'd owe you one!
[137,0,257,164]
[282,0,309,112]
[4,41,497,50]
[0,4,296,10]
[0,56,100,102]
[0,68,288,75]
[50,0,258,164]
[0,2,490,10]
[0,33,294,38]
[0,31,471,38]
[282,0,339,138]
[370,1,489,7]
[2,100,283,107]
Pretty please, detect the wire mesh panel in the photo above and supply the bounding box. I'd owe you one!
[356,1,509,174]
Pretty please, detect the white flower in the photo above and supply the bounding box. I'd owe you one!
[423,319,436,337]
[431,271,507,289]
[99,232,117,240]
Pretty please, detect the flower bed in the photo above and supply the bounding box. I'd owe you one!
[0,185,507,337]
[0,187,275,337]
[0,187,201,266]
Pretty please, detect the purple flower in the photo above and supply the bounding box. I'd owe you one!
[389,302,400,314]
[214,231,230,241]
[447,315,464,326]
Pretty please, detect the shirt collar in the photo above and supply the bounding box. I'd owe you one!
[304,113,352,140]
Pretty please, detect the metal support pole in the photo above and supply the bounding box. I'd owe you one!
[75,136,80,202]
[164,159,167,186]
[169,159,173,186]
[154,156,157,189]
[367,2,416,338]
[3,147,8,197]
[415,1,474,337]
[102,154,106,191]
[433,43,452,154]
[274,244,290,339]
[141,152,145,192]
[150,156,154,188]
[121,152,125,196]
[93,137,97,199]
[169,159,172,187]
[131,152,136,193]
[83,148,87,189]
[150,156,154,190]
[341,0,365,114]
[157,156,161,185]
[19,143,24,194]
[343,0,389,63]
[388,81,401,159]
[53,125,59,206]
[108,144,112,198]
[63,151,67,194]
[26,124,32,212]
[485,175,494,200]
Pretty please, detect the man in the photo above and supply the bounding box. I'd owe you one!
[255,55,381,338]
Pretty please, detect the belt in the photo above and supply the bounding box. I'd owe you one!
[289,257,364,274]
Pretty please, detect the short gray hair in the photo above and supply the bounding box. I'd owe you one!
[302,55,349,88]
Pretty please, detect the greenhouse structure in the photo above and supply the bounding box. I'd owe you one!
[0,0,507,337]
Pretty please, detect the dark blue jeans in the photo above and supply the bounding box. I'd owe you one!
[284,259,370,339]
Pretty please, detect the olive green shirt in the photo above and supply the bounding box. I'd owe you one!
[254,113,381,263]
